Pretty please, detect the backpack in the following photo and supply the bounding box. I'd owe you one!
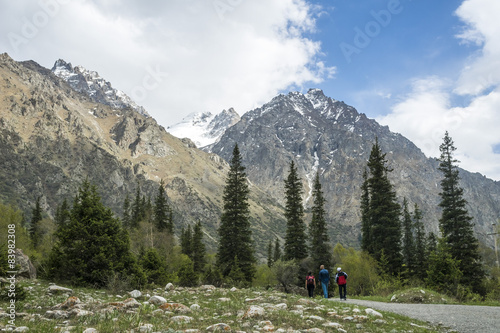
[307,275,315,285]
[337,273,346,285]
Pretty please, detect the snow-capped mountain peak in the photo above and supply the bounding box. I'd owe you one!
[51,59,149,117]
[167,108,240,149]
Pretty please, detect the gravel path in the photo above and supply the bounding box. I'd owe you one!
[332,298,500,333]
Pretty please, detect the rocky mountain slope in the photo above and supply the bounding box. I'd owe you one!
[211,89,500,247]
[167,108,240,149]
[0,53,285,257]
[51,59,149,117]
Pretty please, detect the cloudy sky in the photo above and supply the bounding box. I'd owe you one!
[1,0,500,180]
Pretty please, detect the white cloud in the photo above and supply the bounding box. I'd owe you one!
[378,0,500,181]
[0,0,335,126]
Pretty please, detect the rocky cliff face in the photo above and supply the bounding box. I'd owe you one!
[211,89,500,247]
[0,53,285,258]
[51,59,149,117]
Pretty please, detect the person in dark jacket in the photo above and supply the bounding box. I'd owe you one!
[335,267,348,300]
[305,271,316,297]
[318,265,330,298]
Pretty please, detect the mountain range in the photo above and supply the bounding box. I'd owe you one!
[1,53,499,256]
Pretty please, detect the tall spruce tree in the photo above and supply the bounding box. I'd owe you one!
[273,237,282,263]
[402,198,416,276]
[29,196,43,249]
[216,144,256,283]
[364,138,402,275]
[180,225,193,257]
[267,240,274,267]
[54,198,71,227]
[309,172,332,269]
[360,169,371,253]
[413,203,427,275]
[154,179,173,233]
[47,180,145,287]
[284,161,307,261]
[122,194,131,229]
[438,131,485,292]
[192,220,207,273]
[131,186,143,229]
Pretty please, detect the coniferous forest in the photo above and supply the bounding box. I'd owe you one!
[1,133,500,304]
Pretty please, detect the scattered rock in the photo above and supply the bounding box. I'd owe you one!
[170,315,193,323]
[53,296,81,310]
[148,295,167,305]
[139,323,153,332]
[123,298,141,309]
[165,283,174,291]
[15,249,36,279]
[218,297,231,302]
[365,308,383,318]
[308,315,325,321]
[159,303,191,314]
[45,310,69,319]
[322,322,342,328]
[206,323,232,331]
[129,290,142,298]
[200,285,216,291]
[190,303,201,311]
[82,329,98,333]
[242,305,266,319]
[48,285,73,294]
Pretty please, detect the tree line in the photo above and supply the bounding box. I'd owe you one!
[1,132,498,300]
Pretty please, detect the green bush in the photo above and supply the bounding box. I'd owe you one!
[333,244,380,296]
[253,264,277,288]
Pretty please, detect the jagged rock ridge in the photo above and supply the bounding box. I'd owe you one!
[0,53,285,258]
[211,88,500,247]
[51,59,149,117]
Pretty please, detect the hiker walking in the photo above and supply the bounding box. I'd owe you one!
[305,271,316,297]
[318,265,330,298]
[335,267,348,300]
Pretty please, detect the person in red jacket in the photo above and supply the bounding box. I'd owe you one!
[335,267,348,300]
[305,271,316,297]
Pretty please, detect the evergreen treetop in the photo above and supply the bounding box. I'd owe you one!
[216,144,256,283]
[438,131,484,292]
[284,160,307,261]
[309,172,332,269]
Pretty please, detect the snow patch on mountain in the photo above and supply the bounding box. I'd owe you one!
[167,108,240,149]
[51,59,149,117]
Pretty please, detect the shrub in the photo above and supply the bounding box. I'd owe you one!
[272,260,299,293]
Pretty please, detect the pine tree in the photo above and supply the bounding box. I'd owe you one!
[360,169,371,253]
[192,220,207,273]
[284,161,307,261]
[29,196,43,249]
[154,179,173,233]
[267,240,274,267]
[216,144,256,283]
[131,186,143,229]
[413,203,426,274]
[273,237,282,263]
[309,172,331,269]
[54,198,71,227]
[401,198,416,276]
[437,131,485,292]
[47,180,145,287]
[364,138,402,275]
[122,194,131,229]
[180,225,193,257]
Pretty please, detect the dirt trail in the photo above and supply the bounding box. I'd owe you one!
[335,298,500,333]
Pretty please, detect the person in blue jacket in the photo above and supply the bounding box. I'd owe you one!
[318,265,330,298]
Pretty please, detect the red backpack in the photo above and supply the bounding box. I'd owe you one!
[307,275,315,285]
[337,273,346,285]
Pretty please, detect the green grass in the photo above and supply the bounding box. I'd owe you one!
[1,280,453,332]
